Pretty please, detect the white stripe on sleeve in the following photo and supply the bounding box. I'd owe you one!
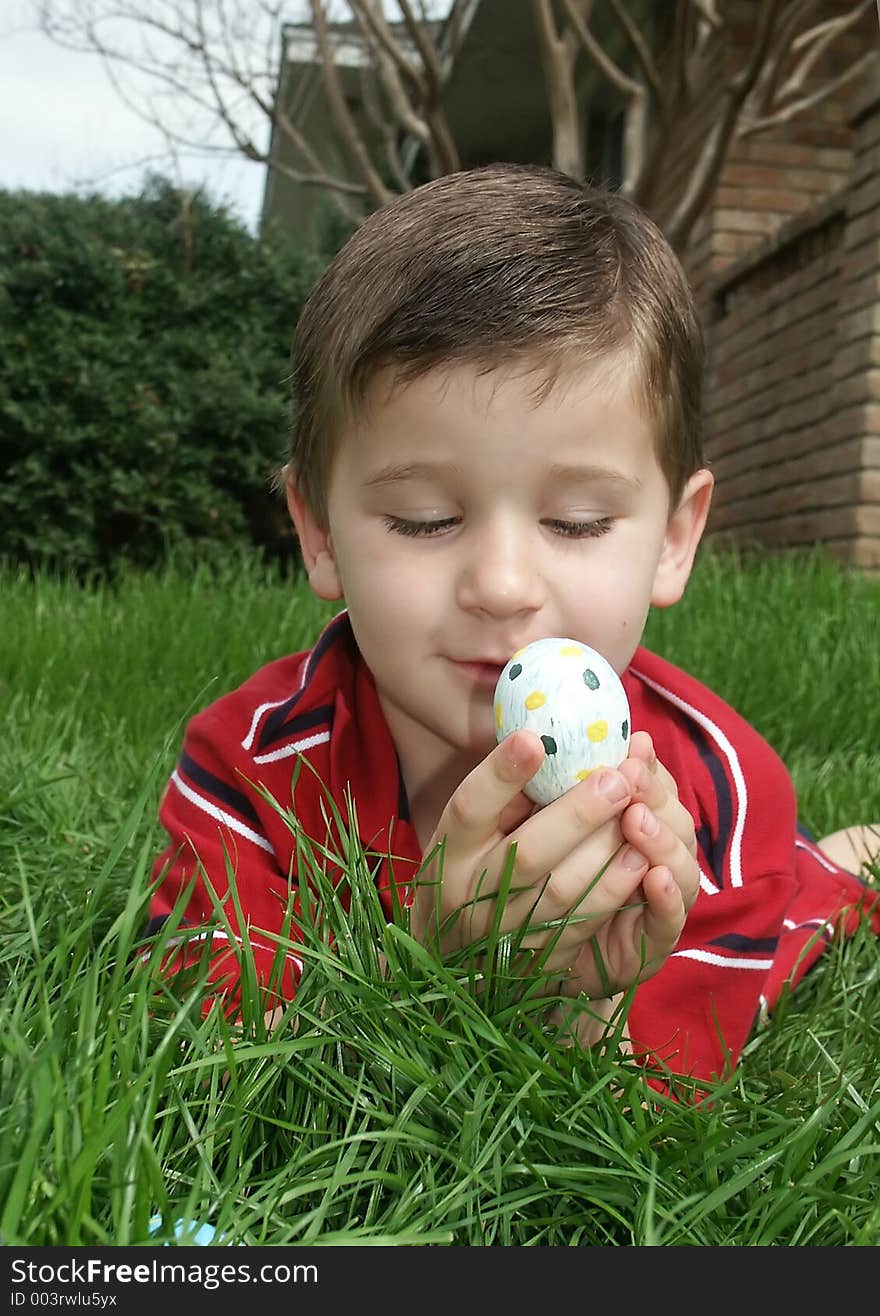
[171,769,274,853]
[253,730,331,765]
[671,947,773,970]
[633,668,748,888]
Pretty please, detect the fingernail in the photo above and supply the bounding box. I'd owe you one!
[502,732,525,771]
[640,805,660,836]
[621,845,647,871]
[597,770,628,803]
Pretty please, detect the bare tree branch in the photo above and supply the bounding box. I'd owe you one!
[350,1,427,140]
[686,0,721,28]
[29,0,875,251]
[560,0,641,97]
[440,0,471,67]
[531,0,583,178]
[606,0,668,118]
[308,0,394,208]
[396,0,443,90]
[672,0,692,102]
[732,0,786,98]
[393,0,459,172]
[740,48,875,137]
[348,0,424,95]
[358,58,412,191]
[776,1,873,104]
[750,0,821,118]
[662,0,786,248]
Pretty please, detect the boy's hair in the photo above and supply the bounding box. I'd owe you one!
[286,163,704,523]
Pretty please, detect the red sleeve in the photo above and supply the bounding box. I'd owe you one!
[145,704,303,1017]
[633,836,879,1090]
[763,831,880,1004]
[625,649,879,1090]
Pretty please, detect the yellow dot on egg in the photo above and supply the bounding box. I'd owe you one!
[587,719,608,743]
[525,690,546,710]
[575,768,595,781]
[559,645,582,657]
[495,702,502,730]
[512,647,526,660]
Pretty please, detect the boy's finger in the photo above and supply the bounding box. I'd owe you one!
[621,805,700,911]
[639,865,688,962]
[627,731,655,765]
[621,757,697,858]
[441,731,545,850]
[503,768,633,885]
[515,826,648,948]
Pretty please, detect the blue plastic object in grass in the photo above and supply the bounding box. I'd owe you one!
[148,1215,218,1245]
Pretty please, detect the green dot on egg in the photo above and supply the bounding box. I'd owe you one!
[509,663,522,680]
[540,735,557,755]
[583,668,600,690]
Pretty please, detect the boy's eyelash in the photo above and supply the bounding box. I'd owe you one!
[382,516,615,539]
[545,517,614,539]
[382,515,459,537]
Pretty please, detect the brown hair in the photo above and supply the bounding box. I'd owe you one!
[286,163,704,522]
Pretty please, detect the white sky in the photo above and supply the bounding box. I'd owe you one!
[0,1,272,233]
[0,0,453,235]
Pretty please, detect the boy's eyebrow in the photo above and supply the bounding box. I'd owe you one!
[361,460,643,491]
[362,461,462,488]
[547,463,643,491]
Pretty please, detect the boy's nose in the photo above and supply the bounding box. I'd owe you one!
[456,523,544,619]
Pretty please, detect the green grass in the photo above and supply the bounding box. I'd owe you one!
[1,544,879,1246]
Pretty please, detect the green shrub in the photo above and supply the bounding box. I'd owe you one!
[0,178,324,574]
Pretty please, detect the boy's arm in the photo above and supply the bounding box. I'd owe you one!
[814,824,880,873]
[147,714,303,1017]
[624,715,879,1082]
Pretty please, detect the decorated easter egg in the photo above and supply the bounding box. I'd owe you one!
[493,638,631,806]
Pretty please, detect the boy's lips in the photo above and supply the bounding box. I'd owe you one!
[451,658,508,687]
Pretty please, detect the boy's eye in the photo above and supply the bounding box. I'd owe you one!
[544,517,614,539]
[382,515,615,539]
[382,514,460,538]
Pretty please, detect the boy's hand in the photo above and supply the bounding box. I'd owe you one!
[561,731,699,1000]
[410,729,699,1013]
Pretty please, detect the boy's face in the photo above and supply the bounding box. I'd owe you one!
[288,356,713,781]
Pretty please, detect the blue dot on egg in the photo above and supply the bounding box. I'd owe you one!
[583,668,600,691]
[540,735,557,755]
[622,719,629,738]
[509,663,522,680]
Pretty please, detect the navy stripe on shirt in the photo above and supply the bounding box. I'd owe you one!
[709,933,779,953]
[257,702,335,753]
[683,718,734,887]
[180,750,264,829]
[257,614,350,751]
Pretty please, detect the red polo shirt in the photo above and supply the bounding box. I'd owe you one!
[148,611,878,1084]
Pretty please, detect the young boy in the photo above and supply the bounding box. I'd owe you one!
[148,163,879,1085]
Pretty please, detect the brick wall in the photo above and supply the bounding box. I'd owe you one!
[703,67,880,569]
[651,0,871,307]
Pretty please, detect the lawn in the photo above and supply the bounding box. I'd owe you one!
[1,545,879,1246]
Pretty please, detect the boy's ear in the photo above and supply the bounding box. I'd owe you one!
[651,468,715,609]
[285,474,344,601]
